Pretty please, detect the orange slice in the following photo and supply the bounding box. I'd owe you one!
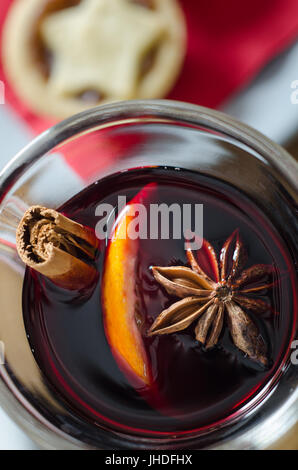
[102,184,156,387]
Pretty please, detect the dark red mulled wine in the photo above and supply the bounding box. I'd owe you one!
[22,167,296,435]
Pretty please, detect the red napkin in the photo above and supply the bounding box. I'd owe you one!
[0,0,298,176]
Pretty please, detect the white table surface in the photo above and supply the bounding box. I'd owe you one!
[0,42,297,450]
[0,408,38,450]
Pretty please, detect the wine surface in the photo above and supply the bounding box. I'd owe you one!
[23,167,295,435]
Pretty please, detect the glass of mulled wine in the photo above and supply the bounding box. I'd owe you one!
[0,101,297,450]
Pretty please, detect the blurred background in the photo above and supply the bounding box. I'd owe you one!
[0,0,297,449]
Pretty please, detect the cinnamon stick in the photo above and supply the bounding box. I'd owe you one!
[16,206,98,290]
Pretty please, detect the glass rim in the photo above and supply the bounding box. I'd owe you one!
[0,99,297,450]
[1,99,297,198]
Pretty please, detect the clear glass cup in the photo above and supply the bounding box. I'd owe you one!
[0,100,297,450]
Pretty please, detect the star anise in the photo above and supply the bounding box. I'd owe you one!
[148,230,276,367]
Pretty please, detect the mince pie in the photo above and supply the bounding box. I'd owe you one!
[3,0,186,119]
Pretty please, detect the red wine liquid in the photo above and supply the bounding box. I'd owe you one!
[23,167,296,435]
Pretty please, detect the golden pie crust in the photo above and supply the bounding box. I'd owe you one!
[2,0,186,119]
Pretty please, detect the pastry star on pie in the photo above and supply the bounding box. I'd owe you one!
[43,0,167,99]
[3,0,186,120]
